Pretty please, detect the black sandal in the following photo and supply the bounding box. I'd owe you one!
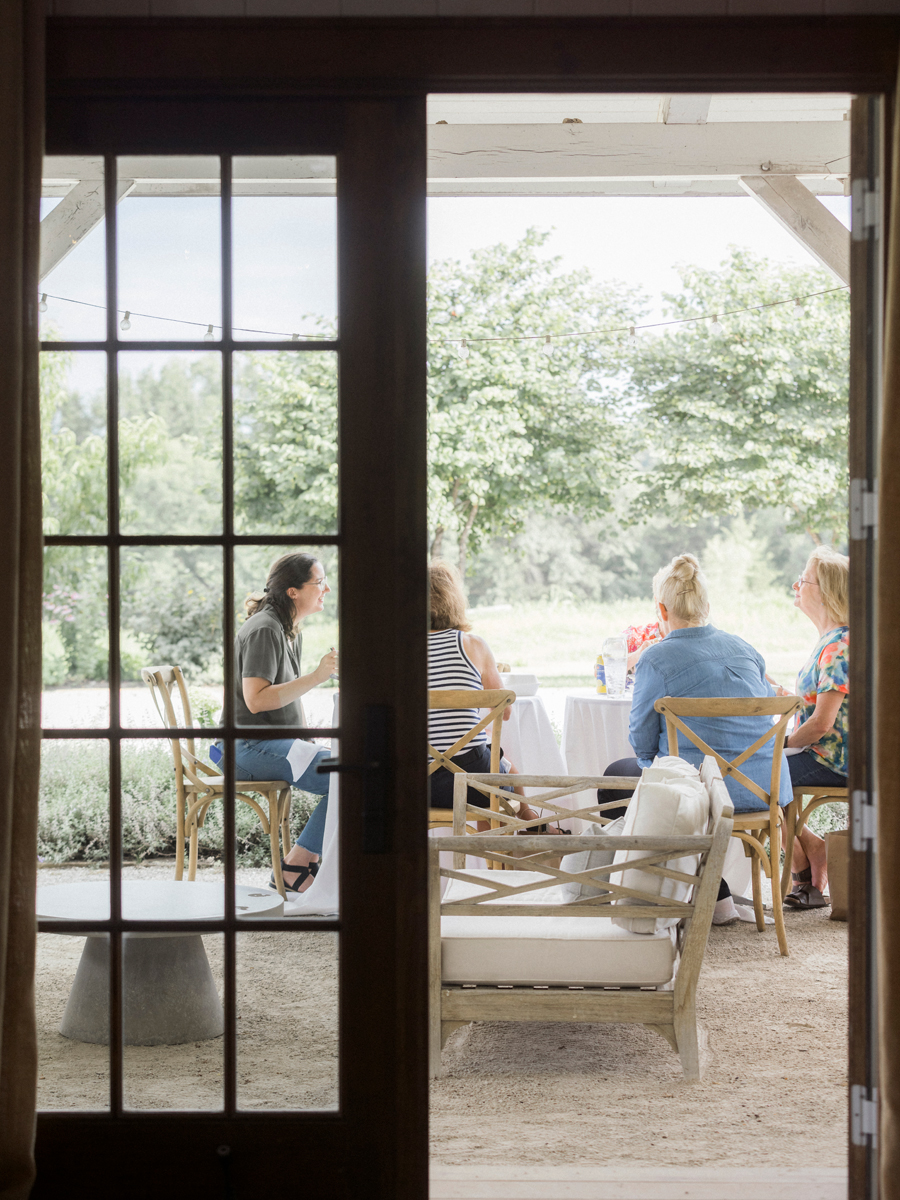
[515,824,571,835]
[269,860,319,893]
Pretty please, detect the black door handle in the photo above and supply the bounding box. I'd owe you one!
[316,704,392,854]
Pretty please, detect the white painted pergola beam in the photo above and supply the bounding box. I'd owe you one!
[40,178,135,281]
[739,175,850,284]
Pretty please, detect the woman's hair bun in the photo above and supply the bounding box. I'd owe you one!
[672,553,700,582]
[652,553,709,625]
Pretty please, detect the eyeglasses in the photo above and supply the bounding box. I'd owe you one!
[792,576,818,591]
[311,577,327,588]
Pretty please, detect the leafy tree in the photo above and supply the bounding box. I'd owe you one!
[627,250,849,545]
[427,230,641,573]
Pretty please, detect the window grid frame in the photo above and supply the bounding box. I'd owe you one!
[38,152,343,1118]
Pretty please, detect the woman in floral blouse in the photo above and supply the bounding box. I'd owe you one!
[774,546,849,910]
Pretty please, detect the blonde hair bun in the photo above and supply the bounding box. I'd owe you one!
[653,553,710,625]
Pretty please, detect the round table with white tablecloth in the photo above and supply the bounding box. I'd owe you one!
[560,691,752,897]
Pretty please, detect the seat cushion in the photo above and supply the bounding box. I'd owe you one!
[612,776,709,935]
[441,871,676,987]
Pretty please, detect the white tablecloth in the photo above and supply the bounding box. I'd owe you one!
[559,691,751,896]
[498,695,565,778]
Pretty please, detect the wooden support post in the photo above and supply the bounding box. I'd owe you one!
[739,174,850,284]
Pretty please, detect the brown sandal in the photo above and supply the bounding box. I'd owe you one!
[784,867,828,909]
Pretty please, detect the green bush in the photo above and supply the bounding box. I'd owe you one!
[39,740,318,866]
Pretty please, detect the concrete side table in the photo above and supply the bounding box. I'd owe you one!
[37,880,282,1046]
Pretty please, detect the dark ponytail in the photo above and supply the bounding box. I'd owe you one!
[245,552,317,640]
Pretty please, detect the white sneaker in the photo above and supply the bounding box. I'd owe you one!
[735,904,774,926]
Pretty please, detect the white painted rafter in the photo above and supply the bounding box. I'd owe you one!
[739,175,850,284]
[40,178,135,281]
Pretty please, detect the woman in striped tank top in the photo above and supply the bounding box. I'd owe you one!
[428,562,555,831]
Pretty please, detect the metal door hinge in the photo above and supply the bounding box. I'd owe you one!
[852,179,881,242]
[850,478,878,541]
[852,789,877,852]
[851,1085,879,1146]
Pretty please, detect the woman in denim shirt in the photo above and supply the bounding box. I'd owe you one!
[604,553,789,925]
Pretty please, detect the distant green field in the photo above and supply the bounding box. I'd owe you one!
[467,589,814,691]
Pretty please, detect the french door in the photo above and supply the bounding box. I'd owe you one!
[36,96,429,1198]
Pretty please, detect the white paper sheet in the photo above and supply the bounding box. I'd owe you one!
[286,737,320,780]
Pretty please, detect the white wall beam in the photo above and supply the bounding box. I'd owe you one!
[661,95,712,125]
[739,174,850,284]
[40,179,134,281]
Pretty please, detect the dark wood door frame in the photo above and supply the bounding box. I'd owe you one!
[44,15,889,1200]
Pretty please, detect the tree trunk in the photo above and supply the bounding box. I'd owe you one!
[430,525,444,559]
[457,502,478,577]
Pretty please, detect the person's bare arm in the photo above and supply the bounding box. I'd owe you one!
[786,689,845,749]
[462,633,512,720]
[242,648,338,714]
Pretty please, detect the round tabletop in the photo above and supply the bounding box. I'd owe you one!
[36,880,284,927]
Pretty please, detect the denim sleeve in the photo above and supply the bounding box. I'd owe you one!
[629,658,666,767]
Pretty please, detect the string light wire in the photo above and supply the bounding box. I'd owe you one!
[38,282,848,348]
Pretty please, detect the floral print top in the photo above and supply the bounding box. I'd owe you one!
[796,626,849,777]
[623,620,661,655]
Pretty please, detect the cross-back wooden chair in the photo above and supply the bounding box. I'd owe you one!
[654,695,802,957]
[141,665,294,897]
[427,688,516,871]
[430,759,733,1081]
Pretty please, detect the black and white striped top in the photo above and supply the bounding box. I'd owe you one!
[428,627,485,757]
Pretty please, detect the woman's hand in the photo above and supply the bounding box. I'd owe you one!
[314,647,338,684]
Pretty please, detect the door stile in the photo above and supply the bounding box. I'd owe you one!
[337,96,430,1200]
[849,94,883,1200]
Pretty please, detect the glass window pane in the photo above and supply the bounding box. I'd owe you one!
[232,156,337,341]
[119,546,223,715]
[237,932,338,1110]
[41,351,107,536]
[40,156,106,342]
[42,546,109,728]
[37,738,111,1111]
[233,351,337,536]
[118,351,222,536]
[233,545,338,733]
[117,157,221,343]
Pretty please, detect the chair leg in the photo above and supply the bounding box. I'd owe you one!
[174,793,185,881]
[780,800,799,900]
[673,1007,702,1082]
[769,821,789,958]
[749,842,765,931]
[269,795,286,899]
[280,787,292,865]
[187,814,199,881]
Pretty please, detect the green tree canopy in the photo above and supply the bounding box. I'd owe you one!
[427,230,642,572]
[626,249,849,544]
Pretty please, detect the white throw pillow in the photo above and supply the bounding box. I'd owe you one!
[559,816,626,901]
[611,778,710,934]
[641,756,701,783]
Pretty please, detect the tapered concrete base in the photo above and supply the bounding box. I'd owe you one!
[59,934,224,1046]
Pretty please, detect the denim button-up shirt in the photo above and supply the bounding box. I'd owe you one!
[629,624,791,813]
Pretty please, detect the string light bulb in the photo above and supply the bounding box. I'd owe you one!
[119,311,131,331]
[204,324,215,342]
[710,314,724,336]
[457,339,470,360]
[793,298,805,320]
[39,294,48,313]
[291,333,299,342]
[541,336,554,358]
[628,326,639,344]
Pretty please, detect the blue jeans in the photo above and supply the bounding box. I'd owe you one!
[219,739,331,856]
[788,750,847,790]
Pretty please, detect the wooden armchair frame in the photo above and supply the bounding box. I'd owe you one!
[791,784,849,844]
[429,759,733,1082]
[427,688,515,850]
[654,695,802,957]
[141,665,294,897]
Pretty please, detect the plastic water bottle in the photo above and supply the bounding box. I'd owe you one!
[595,655,607,694]
[602,636,628,697]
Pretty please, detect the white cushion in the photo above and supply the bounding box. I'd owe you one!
[612,778,710,935]
[558,816,626,901]
[642,756,701,783]
[441,871,676,987]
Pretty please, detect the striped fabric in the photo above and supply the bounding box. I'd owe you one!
[428,628,485,757]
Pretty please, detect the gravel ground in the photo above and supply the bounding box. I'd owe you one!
[36,862,845,1172]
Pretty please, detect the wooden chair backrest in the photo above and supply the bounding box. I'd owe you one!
[427,688,515,777]
[653,695,802,813]
[432,760,733,946]
[141,664,215,790]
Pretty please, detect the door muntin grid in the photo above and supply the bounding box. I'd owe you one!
[39,153,341,1116]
